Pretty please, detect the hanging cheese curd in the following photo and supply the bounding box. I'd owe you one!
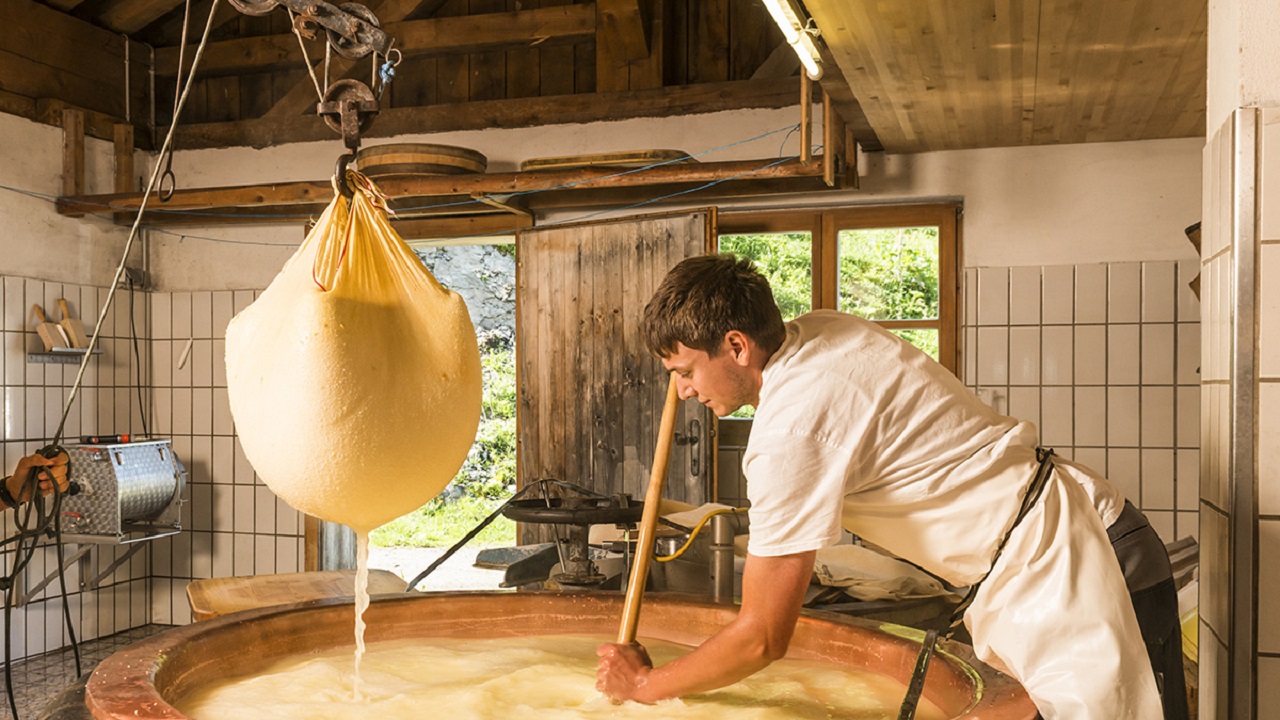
[225,173,482,533]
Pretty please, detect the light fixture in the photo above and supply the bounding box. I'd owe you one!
[761,0,823,81]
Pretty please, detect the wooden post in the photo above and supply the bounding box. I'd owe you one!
[62,108,85,217]
[617,372,680,644]
[800,73,812,164]
[822,89,837,187]
[113,123,134,194]
[845,127,860,190]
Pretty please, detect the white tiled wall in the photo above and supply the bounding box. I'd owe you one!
[963,261,1201,544]
[1255,107,1280,710]
[0,279,305,665]
[1198,106,1280,714]
[145,290,305,626]
[0,275,152,662]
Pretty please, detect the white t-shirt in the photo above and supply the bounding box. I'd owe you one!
[743,311,1124,586]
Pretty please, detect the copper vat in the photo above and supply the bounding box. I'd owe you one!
[85,592,1037,719]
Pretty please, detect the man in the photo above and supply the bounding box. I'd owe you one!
[597,255,1185,719]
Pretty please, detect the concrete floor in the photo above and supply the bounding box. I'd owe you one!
[368,546,506,592]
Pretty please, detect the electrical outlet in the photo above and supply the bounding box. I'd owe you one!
[118,267,147,289]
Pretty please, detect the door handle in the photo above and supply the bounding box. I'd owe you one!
[674,419,701,476]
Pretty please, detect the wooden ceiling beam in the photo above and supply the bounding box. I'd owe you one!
[99,0,188,35]
[169,77,795,149]
[57,156,830,217]
[154,4,596,77]
[260,0,455,119]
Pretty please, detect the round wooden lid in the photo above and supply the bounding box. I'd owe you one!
[356,143,488,177]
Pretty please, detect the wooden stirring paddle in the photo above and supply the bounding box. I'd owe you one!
[617,371,682,645]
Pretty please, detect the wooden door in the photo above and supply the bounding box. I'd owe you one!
[516,210,716,536]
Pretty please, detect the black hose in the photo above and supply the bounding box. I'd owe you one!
[1,444,81,719]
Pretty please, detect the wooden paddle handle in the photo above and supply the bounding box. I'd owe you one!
[57,298,71,321]
[32,304,48,323]
[617,371,682,644]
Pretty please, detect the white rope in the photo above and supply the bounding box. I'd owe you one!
[55,0,226,442]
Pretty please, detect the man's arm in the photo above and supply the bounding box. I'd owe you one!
[596,550,815,703]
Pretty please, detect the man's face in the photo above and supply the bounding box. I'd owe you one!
[661,336,757,417]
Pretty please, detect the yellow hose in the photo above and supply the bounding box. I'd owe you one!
[654,507,748,563]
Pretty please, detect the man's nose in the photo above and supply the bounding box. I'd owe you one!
[676,376,697,400]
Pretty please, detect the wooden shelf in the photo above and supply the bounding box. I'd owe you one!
[28,348,104,364]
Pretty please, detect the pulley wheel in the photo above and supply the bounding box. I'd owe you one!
[318,79,378,140]
[228,0,278,16]
[328,3,381,60]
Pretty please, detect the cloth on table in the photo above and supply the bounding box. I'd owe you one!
[813,543,960,602]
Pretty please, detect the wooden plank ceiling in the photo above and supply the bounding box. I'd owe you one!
[807,0,1207,153]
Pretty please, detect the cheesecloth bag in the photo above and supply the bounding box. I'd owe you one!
[225,171,482,532]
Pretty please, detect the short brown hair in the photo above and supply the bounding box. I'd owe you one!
[641,254,786,358]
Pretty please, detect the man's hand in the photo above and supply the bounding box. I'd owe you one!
[596,641,654,703]
[8,452,70,504]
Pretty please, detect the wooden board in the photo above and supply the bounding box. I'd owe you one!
[515,210,716,544]
[520,149,693,172]
[186,569,409,621]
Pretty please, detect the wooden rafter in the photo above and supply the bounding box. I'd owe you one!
[172,77,795,149]
[155,4,596,77]
[99,0,186,34]
[57,156,835,219]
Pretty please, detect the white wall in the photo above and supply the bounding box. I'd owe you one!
[0,114,139,289]
[154,107,1202,290]
[1208,0,1280,139]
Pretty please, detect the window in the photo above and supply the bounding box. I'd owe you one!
[717,204,960,373]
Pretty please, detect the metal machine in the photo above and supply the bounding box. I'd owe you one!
[59,439,186,542]
[14,440,186,607]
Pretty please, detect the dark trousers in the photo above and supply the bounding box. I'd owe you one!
[1108,501,1189,720]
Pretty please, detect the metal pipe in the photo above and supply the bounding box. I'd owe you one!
[709,513,735,603]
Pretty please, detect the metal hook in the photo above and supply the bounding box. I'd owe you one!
[335,151,356,199]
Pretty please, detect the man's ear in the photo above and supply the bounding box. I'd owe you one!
[724,330,752,366]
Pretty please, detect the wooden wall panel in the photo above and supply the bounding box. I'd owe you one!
[539,0,578,96]
[469,0,509,101]
[728,0,771,81]
[688,0,729,84]
[516,211,715,543]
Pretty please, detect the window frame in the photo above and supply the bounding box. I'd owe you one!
[718,203,962,374]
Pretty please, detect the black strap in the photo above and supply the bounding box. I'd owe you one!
[946,447,1056,636]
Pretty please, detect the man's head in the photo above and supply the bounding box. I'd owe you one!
[641,254,786,415]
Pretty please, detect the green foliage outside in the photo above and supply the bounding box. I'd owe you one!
[838,227,940,359]
[716,227,941,419]
[718,233,813,321]
[371,347,518,548]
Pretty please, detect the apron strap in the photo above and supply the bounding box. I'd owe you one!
[945,447,1056,637]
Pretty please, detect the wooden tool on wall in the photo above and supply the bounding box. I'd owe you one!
[57,298,89,348]
[32,305,70,351]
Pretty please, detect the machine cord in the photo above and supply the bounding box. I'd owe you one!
[2,448,77,720]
